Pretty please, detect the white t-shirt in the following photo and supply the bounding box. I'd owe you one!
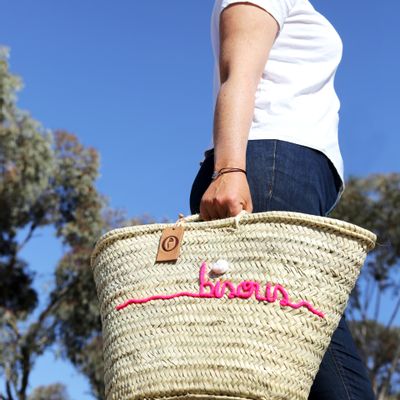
[206,0,344,190]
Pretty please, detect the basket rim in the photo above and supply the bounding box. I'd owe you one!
[90,210,377,269]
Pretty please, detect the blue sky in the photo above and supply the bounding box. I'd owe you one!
[1,0,399,398]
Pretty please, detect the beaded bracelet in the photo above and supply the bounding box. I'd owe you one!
[211,167,247,181]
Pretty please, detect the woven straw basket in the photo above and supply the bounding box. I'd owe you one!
[90,210,376,400]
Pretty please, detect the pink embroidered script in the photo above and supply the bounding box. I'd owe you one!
[115,261,325,318]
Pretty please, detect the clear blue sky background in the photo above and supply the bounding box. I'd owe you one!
[1,0,399,398]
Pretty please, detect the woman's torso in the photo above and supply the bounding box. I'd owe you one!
[206,0,344,187]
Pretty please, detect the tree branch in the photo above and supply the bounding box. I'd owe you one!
[4,310,21,341]
[377,344,400,400]
[374,285,382,322]
[16,222,38,253]
[364,274,371,313]
[16,281,76,399]
[26,282,73,342]
[362,275,375,321]
[5,380,13,400]
[386,287,400,329]
[18,344,30,400]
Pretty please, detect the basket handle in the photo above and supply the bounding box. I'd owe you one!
[174,209,250,228]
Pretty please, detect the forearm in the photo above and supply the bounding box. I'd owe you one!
[213,79,256,171]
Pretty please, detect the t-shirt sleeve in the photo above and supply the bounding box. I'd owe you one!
[220,0,297,30]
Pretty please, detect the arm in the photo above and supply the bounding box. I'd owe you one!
[200,2,279,220]
[214,2,279,171]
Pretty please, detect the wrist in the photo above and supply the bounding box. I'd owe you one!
[213,148,246,172]
[214,159,246,170]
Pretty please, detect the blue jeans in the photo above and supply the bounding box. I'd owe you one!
[189,139,376,400]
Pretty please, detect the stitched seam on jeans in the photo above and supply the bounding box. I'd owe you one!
[329,346,353,400]
[324,182,344,216]
[267,140,277,202]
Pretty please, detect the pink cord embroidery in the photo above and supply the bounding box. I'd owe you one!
[115,261,325,318]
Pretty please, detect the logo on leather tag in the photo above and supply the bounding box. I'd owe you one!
[156,226,184,262]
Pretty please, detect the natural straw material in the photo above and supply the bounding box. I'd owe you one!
[90,210,376,400]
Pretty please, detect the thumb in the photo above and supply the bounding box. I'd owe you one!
[242,198,253,213]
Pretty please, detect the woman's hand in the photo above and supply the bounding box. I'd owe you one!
[199,172,253,221]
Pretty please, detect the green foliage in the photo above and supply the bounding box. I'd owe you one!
[0,45,55,318]
[0,45,107,399]
[51,130,105,247]
[332,174,400,397]
[332,174,400,275]
[28,383,70,400]
[348,318,400,370]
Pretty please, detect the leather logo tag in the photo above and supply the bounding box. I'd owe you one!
[156,226,184,262]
